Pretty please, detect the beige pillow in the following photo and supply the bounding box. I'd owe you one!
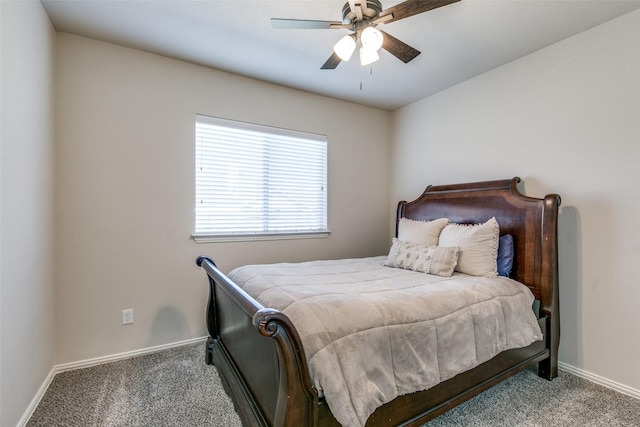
[397,217,449,247]
[385,238,459,277]
[438,217,499,277]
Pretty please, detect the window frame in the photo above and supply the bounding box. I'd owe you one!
[192,114,330,243]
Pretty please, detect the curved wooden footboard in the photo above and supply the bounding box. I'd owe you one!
[196,256,318,426]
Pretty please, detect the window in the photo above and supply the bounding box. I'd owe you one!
[193,114,329,242]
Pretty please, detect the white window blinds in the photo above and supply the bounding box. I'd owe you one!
[194,115,328,241]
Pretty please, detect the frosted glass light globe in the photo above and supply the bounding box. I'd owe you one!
[333,35,356,61]
[359,45,380,66]
[361,27,383,51]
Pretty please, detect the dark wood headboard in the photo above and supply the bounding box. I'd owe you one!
[396,177,560,301]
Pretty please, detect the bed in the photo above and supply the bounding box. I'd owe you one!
[196,177,560,427]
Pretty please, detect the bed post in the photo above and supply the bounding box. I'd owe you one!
[538,193,561,380]
[196,256,220,365]
[253,309,319,426]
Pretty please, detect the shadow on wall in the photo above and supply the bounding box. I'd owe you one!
[557,205,582,367]
[148,305,192,347]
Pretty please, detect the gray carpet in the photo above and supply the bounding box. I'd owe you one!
[28,341,640,426]
[28,342,243,427]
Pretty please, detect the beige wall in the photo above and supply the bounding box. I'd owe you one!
[391,10,640,392]
[0,1,56,426]
[54,34,391,364]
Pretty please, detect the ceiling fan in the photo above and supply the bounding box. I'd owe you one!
[271,0,461,69]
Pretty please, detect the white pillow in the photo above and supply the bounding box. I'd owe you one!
[385,238,459,277]
[438,217,499,277]
[397,217,449,247]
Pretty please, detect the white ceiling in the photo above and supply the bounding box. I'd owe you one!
[41,0,640,111]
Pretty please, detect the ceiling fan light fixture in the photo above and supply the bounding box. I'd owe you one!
[333,34,356,61]
[360,26,384,51]
[272,0,459,70]
[359,45,379,66]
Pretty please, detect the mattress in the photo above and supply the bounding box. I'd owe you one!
[229,256,543,427]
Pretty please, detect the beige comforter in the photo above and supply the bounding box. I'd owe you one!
[229,256,543,427]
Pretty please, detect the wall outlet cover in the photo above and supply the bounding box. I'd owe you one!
[122,309,134,325]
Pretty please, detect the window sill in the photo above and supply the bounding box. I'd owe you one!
[192,230,331,243]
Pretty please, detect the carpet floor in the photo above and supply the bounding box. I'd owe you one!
[28,341,640,426]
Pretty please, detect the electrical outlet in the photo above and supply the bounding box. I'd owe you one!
[122,309,134,325]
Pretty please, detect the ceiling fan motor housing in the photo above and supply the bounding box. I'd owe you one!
[341,0,383,25]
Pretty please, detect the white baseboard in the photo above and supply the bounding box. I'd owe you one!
[16,366,56,427]
[54,336,207,373]
[559,361,640,400]
[18,336,208,427]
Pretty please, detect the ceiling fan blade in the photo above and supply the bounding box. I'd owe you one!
[380,30,421,63]
[321,52,342,70]
[271,18,346,30]
[378,0,460,24]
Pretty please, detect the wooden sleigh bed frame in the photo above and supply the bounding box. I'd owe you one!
[196,177,561,426]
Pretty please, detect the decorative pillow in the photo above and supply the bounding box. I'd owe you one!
[385,238,459,277]
[497,234,514,277]
[397,217,449,247]
[438,217,499,277]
